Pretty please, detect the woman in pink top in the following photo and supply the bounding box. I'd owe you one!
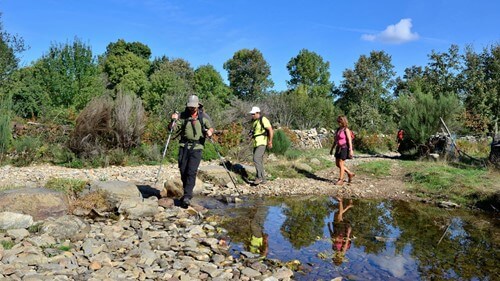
[329,116,355,185]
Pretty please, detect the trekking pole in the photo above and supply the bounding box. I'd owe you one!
[209,137,239,193]
[154,112,178,187]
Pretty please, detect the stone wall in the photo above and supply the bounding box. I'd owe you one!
[291,128,331,149]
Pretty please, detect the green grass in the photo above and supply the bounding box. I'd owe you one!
[401,161,497,205]
[357,160,393,178]
[1,240,15,250]
[45,178,87,194]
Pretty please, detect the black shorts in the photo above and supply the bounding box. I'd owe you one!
[335,146,348,160]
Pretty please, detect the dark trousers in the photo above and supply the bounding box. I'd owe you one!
[178,146,202,200]
[253,145,266,180]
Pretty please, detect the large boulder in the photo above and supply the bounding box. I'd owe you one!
[89,181,141,207]
[0,188,69,220]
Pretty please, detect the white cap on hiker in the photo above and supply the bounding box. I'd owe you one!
[249,106,260,114]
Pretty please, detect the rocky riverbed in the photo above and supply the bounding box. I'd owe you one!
[0,154,413,280]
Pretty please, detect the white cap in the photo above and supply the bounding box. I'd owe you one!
[249,106,260,114]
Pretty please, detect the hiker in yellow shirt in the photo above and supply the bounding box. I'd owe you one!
[249,106,273,185]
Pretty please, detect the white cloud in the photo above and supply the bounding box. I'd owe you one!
[362,18,419,44]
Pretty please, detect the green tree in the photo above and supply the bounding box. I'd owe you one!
[336,51,396,133]
[194,64,232,107]
[286,49,333,98]
[34,38,102,110]
[101,39,150,97]
[142,58,193,115]
[396,86,462,149]
[9,67,48,118]
[423,44,462,97]
[0,14,26,156]
[0,93,12,156]
[290,86,337,129]
[193,64,233,126]
[0,13,26,90]
[223,48,273,101]
[460,44,500,133]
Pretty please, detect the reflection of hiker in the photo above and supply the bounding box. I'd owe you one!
[249,106,274,185]
[328,197,353,266]
[245,203,269,257]
[397,129,404,150]
[329,115,355,185]
[169,94,213,208]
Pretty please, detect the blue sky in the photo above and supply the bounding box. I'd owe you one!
[2,0,499,91]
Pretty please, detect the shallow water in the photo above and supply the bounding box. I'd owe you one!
[206,196,499,281]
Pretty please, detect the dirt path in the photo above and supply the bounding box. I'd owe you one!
[239,155,418,201]
[1,154,417,201]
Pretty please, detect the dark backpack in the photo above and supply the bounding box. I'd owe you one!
[177,107,209,144]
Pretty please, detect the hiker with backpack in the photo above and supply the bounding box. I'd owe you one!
[329,115,355,186]
[169,94,213,208]
[249,106,274,185]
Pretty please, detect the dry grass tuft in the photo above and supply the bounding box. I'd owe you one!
[69,190,113,213]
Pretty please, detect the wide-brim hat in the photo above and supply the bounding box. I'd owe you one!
[187,95,199,107]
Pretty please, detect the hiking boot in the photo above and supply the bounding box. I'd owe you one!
[253,178,263,185]
[180,197,191,208]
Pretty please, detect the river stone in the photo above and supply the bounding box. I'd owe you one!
[118,197,159,219]
[6,228,30,240]
[89,181,141,206]
[0,211,33,230]
[161,178,183,198]
[0,188,69,220]
[198,165,237,187]
[161,176,203,198]
[41,215,90,242]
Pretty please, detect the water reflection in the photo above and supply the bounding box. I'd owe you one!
[328,197,353,266]
[246,201,269,257]
[210,196,499,280]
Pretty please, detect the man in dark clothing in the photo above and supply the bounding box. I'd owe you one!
[169,95,213,208]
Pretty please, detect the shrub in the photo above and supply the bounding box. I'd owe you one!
[130,143,162,164]
[269,129,291,155]
[11,135,42,166]
[48,144,78,165]
[69,92,145,158]
[113,92,145,149]
[354,132,397,154]
[217,122,243,149]
[45,178,87,196]
[285,149,302,160]
[202,140,221,161]
[0,94,12,157]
